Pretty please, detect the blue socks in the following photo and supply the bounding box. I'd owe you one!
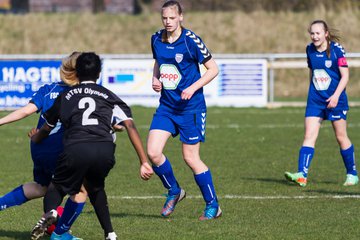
[194,170,218,207]
[0,185,28,211]
[54,198,85,235]
[298,146,315,177]
[341,145,357,175]
[152,158,180,195]
[153,158,218,207]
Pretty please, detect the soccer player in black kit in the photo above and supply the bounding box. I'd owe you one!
[30,52,153,240]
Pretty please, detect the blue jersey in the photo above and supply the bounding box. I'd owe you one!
[151,28,212,114]
[30,82,70,161]
[306,41,349,110]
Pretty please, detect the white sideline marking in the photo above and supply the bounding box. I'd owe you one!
[8,122,360,130]
[108,194,360,200]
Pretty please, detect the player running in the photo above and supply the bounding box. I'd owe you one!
[285,20,358,187]
[147,0,221,220]
[30,52,153,240]
[0,52,81,213]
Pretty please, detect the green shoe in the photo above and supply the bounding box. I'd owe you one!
[284,172,307,187]
[343,174,359,186]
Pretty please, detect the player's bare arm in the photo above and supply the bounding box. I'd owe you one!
[29,124,53,143]
[122,119,154,180]
[0,103,38,126]
[326,66,349,108]
[152,60,162,92]
[181,58,219,100]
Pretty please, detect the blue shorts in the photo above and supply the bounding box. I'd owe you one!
[150,111,206,144]
[305,107,348,121]
[31,148,61,186]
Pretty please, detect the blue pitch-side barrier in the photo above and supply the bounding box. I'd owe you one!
[0,53,359,109]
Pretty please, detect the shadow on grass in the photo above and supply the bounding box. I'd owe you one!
[304,189,360,195]
[243,177,340,187]
[111,212,163,219]
[0,230,30,239]
[242,177,291,186]
[82,210,163,219]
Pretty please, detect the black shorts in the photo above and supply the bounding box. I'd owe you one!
[53,141,116,195]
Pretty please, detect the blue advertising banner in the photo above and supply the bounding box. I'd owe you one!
[0,60,61,109]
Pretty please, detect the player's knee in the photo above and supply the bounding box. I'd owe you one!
[147,147,162,163]
[335,133,349,145]
[303,132,317,144]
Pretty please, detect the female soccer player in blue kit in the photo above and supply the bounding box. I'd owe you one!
[147,0,221,220]
[0,52,81,211]
[285,20,358,187]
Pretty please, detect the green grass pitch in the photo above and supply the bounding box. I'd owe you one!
[0,106,360,239]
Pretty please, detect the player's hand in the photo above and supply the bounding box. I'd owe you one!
[181,86,196,100]
[152,78,162,92]
[113,124,125,132]
[28,128,39,138]
[140,162,154,181]
[326,94,339,108]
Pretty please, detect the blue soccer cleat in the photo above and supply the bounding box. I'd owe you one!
[50,232,82,240]
[199,205,222,221]
[161,188,186,217]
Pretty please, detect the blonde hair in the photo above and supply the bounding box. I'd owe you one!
[60,51,82,87]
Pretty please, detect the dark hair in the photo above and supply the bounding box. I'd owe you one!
[308,20,341,58]
[162,0,182,14]
[76,52,101,81]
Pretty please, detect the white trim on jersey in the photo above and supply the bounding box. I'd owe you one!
[41,114,56,128]
[185,30,211,59]
[112,105,132,125]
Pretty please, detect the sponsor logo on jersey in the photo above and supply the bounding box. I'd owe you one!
[159,64,182,90]
[325,60,332,68]
[312,69,331,91]
[166,46,174,49]
[175,53,183,63]
[316,54,324,57]
[50,92,59,99]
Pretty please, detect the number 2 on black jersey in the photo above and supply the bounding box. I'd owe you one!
[79,97,99,126]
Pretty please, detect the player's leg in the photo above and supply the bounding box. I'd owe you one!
[32,143,88,240]
[31,182,66,240]
[332,118,358,186]
[148,130,179,193]
[51,188,86,239]
[88,188,115,239]
[182,142,221,220]
[0,182,46,211]
[148,113,184,217]
[85,141,117,240]
[1,153,53,211]
[179,111,221,220]
[49,142,96,239]
[285,116,322,186]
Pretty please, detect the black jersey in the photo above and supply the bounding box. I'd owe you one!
[43,81,132,146]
